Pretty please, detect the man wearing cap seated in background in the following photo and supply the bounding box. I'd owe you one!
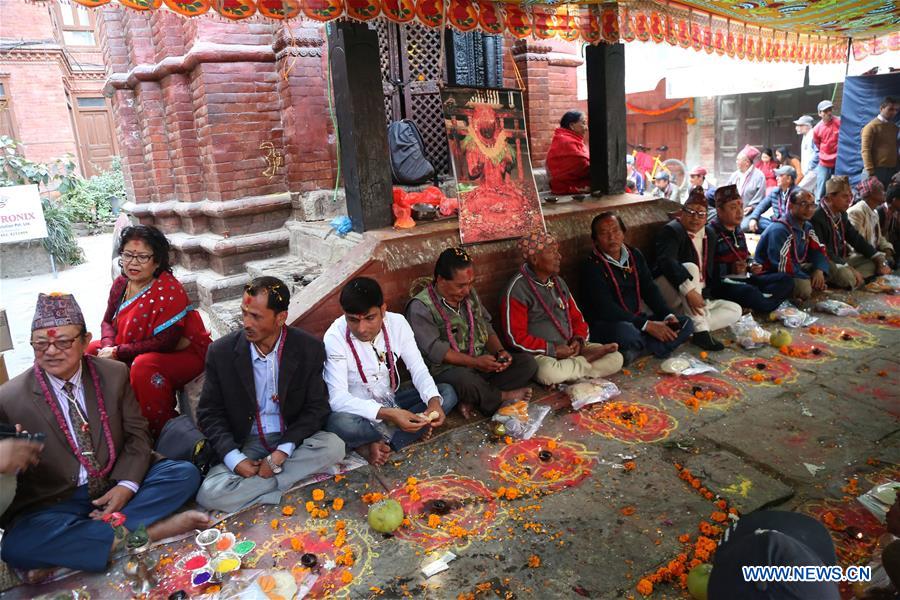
[754,188,830,301]
[653,188,743,352]
[880,183,900,264]
[848,177,895,270]
[323,277,458,467]
[709,185,795,313]
[728,145,767,232]
[407,248,537,419]
[0,293,207,574]
[813,99,840,201]
[582,212,694,365]
[501,231,623,385]
[650,171,681,203]
[811,176,891,289]
[745,165,799,233]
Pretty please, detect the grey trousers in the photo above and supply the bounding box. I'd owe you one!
[196,431,345,514]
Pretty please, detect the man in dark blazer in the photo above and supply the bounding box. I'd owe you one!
[0,293,206,573]
[196,276,344,513]
[653,188,742,351]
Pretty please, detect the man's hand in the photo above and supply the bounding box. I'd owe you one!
[685,290,706,316]
[90,485,134,520]
[749,262,764,275]
[877,261,892,276]
[811,269,826,291]
[425,397,446,428]
[473,354,504,373]
[743,205,753,215]
[645,321,677,342]
[386,409,430,432]
[0,437,43,474]
[554,343,576,359]
[747,219,759,233]
[258,450,288,479]
[733,259,748,275]
[852,268,865,288]
[568,338,584,356]
[494,350,512,372]
[234,458,260,479]
[97,346,117,360]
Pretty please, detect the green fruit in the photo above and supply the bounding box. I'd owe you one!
[368,499,404,533]
[687,563,712,600]
[769,328,792,348]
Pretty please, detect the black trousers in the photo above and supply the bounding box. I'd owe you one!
[435,352,538,415]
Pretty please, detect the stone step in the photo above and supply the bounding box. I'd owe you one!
[244,255,323,296]
[285,220,361,268]
[207,297,243,338]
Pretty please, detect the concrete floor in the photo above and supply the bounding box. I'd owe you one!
[2,284,899,599]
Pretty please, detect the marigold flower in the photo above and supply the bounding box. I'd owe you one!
[341,571,353,584]
[290,537,303,551]
[527,554,541,568]
[427,514,441,528]
[678,533,691,543]
[505,487,520,500]
[312,489,325,501]
[305,501,316,513]
[620,506,636,516]
[333,498,345,511]
[636,579,653,596]
[282,505,295,516]
[774,378,784,384]
[547,439,558,450]
[334,474,345,482]
[699,351,708,360]
[716,499,727,510]
[270,519,279,530]
[710,511,728,523]
[623,461,636,472]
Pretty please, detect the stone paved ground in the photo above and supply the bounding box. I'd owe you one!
[4,288,899,600]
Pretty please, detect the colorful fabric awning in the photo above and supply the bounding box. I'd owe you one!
[70,0,899,65]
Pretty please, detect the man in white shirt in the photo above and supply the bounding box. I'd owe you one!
[325,277,457,466]
[794,115,818,193]
[848,177,895,268]
[728,145,767,231]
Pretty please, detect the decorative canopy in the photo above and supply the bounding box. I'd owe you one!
[72,0,899,64]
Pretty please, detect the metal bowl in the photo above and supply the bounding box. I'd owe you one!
[411,203,438,221]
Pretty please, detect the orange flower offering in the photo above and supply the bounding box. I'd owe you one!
[290,537,303,551]
[710,511,728,523]
[332,498,345,511]
[281,505,295,516]
[427,514,442,528]
[620,506,636,516]
[623,461,636,472]
[636,579,653,596]
[546,439,557,450]
[334,474,345,482]
[878,370,888,377]
[678,534,691,543]
[699,351,708,360]
[527,554,541,568]
[312,489,325,501]
[341,571,353,584]
[270,519,279,530]
[842,478,859,496]
[595,402,650,430]
[305,501,315,513]
[361,492,384,505]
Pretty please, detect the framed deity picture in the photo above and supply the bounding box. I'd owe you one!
[441,87,545,245]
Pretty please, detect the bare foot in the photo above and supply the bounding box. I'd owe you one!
[582,343,619,363]
[356,440,392,466]
[459,403,478,420]
[147,510,209,542]
[500,387,533,403]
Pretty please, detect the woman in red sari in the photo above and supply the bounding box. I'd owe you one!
[87,225,211,437]
[546,111,590,195]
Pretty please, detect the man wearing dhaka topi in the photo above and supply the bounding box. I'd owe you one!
[0,293,207,574]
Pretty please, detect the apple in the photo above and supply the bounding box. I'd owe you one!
[368,499,404,533]
[687,563,712,600]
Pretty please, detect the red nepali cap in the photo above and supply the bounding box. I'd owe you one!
[738,144,760,162]
[32,292,86,332]
[857,176,884,198]
[689,166,707,177]
[517,230,557,260]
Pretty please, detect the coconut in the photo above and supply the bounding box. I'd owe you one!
[769,328,792,348]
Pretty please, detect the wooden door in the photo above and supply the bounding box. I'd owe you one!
[72,96,117,177]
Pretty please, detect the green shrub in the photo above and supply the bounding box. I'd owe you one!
[63,157,125,228]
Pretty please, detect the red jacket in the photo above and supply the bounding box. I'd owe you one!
[546,127,590,194]
[813,118,841,168]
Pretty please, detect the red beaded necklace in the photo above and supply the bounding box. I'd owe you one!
[777,217,810,265]
[427,284,476,356]
[713,221,748,262]
[34,359,117,479]
[345,323,399,392]
[520,265,571,340]
[593,247,642,315]
[252,326,287,454]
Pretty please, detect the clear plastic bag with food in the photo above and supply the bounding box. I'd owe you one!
[814,299,859,317]
[660,353,718,376]
[729,313,771,349]
[864,274,900,294]
[564,378,621,411]
[772,300,817,328]
[492,401,551,439]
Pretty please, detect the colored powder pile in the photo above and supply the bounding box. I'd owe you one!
[215,558,240,573]
[192,571,211,585]
[184,555,207,571]
[216,537,233,551]
[233,541,255,555]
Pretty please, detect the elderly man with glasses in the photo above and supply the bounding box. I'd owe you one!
[754,188,830,300]
[652,188,743,352]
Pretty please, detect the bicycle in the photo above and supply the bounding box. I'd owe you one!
[630,144,687,188]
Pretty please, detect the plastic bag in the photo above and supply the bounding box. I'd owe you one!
[565,378,621,411]
[492,401,551,440]
[864,274,900,294]
[814,299,859,317]
[772,301,817,328]
[729,314,771,349]
[660,353,718,376]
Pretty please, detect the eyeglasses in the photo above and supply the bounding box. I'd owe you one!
[120,252,154,264]
[31,338,78,352]
[683,208,708,218]
[795,201,816,209]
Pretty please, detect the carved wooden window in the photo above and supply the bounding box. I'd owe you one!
[54,3,98,48]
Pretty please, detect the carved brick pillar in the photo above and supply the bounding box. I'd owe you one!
[511,39,583,170]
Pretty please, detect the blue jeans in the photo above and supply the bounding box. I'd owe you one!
[815,164,834,202]
[711,272,795,313]
[2,459,201,572]
[589,317,694,365]
[326,383,458,451]
[740,215,773,233]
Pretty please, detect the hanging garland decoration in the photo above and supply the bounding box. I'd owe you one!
[626,98,691,116]
[163,0,211,17]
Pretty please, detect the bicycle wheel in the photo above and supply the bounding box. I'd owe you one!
[662,158,687,188]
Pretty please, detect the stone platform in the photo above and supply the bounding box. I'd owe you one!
[5,288,898,600]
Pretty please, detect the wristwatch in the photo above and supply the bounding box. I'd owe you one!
[265,455,283,474]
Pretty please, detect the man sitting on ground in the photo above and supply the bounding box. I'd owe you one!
[196,277,345,514]
[754,189,829,301]
[650,171,681,203]
[709,185,795,313]
[582,212,694,365]
[727,145,766,231]
[500,231,623,385]
[811,176,891,289]
[653,188,743,351]
[745,166,798,233]
[407,248,537,418]
[324,277,458,466]
[879,183,900,261]
[848,177,895,269]
[0,293,207,573]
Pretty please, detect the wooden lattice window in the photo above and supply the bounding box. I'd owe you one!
[53,3,98,48]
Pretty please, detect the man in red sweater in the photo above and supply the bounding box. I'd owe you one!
[812,100,841,202]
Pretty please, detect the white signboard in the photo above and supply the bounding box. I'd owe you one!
[0,184,48,244]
